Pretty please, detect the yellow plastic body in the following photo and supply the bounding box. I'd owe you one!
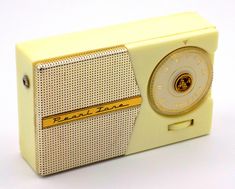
[16,12,218,173]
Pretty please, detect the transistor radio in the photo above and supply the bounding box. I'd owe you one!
[16,12,218,176]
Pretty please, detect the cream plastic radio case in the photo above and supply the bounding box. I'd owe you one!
[16,12,218,176]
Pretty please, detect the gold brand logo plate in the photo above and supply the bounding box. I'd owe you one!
[42,96,142,128]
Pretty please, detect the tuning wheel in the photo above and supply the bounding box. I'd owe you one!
[148,47,213,115]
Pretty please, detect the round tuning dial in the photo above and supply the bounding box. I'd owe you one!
[148,47,213,116]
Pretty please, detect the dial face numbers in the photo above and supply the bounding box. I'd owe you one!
[148,47,213,116]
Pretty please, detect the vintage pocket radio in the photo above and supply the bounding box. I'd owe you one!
[16,12,218,176]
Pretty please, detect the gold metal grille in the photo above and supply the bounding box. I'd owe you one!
[34,46,141,175]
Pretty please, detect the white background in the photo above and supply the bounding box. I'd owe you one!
[0,0,234,189]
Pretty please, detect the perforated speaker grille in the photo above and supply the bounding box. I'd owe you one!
[34,46,141,175]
